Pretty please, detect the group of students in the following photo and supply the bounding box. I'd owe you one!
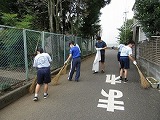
[32,36,137,101]
[92,36,137,83]
[32,41,81,101]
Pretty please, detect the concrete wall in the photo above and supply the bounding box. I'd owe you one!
[139,58,160,81]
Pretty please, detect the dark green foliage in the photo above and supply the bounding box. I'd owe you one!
[0,0,112,37]
[0,29,24,67]
[134,0,160,37]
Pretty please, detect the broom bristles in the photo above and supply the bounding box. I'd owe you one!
[29,77,37,94]
[51,64,67,85]
[135,65,150,89]
[61,63,68,75]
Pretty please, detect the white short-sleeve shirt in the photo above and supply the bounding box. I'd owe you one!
[120,46,132,56]
[118,44,125,52]
[33,53,52,68]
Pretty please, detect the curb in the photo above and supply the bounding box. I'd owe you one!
[0,83,31,110]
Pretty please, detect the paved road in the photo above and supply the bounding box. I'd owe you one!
[0,49,159,120]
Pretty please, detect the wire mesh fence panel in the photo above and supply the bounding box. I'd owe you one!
[87,39,93,55]
[0,25,26,91]
[64,35,73,59]
[81,38,90,57]
[26,29,42,79]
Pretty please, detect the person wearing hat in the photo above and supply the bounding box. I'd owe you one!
[94,36,107,73]
[32,47,52,101]
[64,41,81,82]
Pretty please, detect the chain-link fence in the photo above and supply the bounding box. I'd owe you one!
[0,25,96,92]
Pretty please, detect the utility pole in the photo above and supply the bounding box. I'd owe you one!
[124,11,128,43]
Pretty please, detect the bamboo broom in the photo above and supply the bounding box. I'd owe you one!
[61,62,68,75]
[135,64,150,89]
[29,77,37,94]
[51,64,67,85]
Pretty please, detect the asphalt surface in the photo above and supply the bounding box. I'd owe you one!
[0,49,159,120]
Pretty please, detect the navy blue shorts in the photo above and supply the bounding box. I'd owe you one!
[120,56,130,69]
[100,54,105,63]
[37,67,51,84]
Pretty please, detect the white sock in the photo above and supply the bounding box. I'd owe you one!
[34,94,38,97]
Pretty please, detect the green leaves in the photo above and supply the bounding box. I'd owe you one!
[1,13,18,26]
[118,19,133,44]
[135,0,160,36]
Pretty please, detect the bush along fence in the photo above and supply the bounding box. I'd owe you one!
[0,24,96,92]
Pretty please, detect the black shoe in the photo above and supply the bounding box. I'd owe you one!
[101,70,105,73]
[93,71,98,74]
[68,79,72,81]
[75,80,79,82]
[120,76,123,81]
[33,97,38,101]
[124,79,128,83]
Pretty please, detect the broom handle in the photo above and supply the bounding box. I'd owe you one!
[135,64,141,73]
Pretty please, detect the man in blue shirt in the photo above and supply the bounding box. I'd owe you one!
[64,41,81,82]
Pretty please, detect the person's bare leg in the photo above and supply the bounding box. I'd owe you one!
[100,62,105,72]
[124,69,128,78]
[124,69,128,82]
[35,84,41,95]
[43,83,48,98]
[44,83,48,93]
[120,68,123,79]
[33,84,41,101]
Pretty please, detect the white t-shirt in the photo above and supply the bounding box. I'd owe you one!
[120,46,132,56]
[33,53,52,68]
[118,44,125,52]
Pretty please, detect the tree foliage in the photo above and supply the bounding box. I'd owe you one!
[0,0,111,37]
[134,0,160,37]
[118,19,133,44]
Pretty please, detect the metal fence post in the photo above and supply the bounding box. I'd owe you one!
[64,35,66,62]
[23,29,29,80]
[42,31,45,49]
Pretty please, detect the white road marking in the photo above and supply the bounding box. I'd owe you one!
[106,75,121,84]
[97,89,124,112]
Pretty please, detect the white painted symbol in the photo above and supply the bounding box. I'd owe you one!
[106,75,121,84]
[97,89,124,112]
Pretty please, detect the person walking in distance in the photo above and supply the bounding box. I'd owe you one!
[94,36,107,73]
[33,47,52,101]
[64,41,81,82]
[119,40,137,83]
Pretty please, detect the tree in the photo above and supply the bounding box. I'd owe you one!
[80,0,111,38]
[0,0,112,37]
[117,19,133,44]
[134,0,160,37]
